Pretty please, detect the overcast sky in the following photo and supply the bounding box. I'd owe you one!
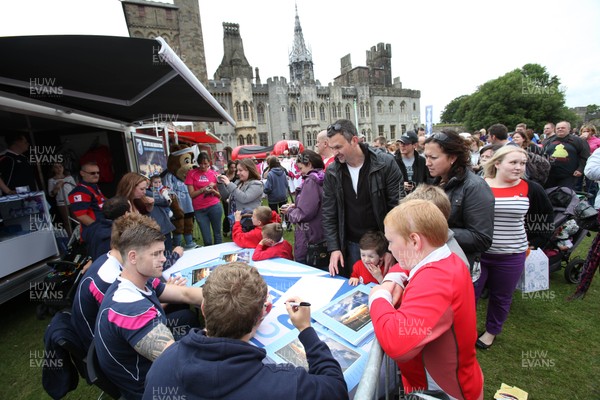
[1,0,599,123]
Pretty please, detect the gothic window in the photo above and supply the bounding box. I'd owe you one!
[291,131,299,140]
[400,101,406,113]
[389,101,394,113]
[366,102,370,117]
[306,131,314,147]
[246,134,253,144]
[242,102,250,120]
[304,103,310,119]
[319,104,326,121]
[310,102,316,119]
[290,105,297,122]
[345,104,351,120]
[413,102,416,111]
[332,105,337,119]
[337,103,342,118]
[390,125,396,140]
[377,100,383,114]
[259,132,268,146]
[257,103,265,124]
[238,135,245,145]
[235,102,242,121]
[360,102,365,118]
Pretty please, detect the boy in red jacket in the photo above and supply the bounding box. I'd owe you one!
[252,223,293,261]
[232,206,273,248]
[348,231,387,286]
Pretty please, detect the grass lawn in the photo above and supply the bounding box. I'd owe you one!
[0,222,597,399]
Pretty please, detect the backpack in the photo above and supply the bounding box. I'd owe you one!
[526,152,550,186]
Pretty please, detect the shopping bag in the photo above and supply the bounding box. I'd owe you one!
[516,248,549,293]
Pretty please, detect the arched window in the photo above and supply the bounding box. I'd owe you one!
[257,103,265,124]
[366,102,370,117]
[290,105,297,122]
[235,102,242,121]
[337,103,342,118]
[242,102,250,120]
[377,100,383,114]
[345,104,351,120]
[360,102,365,118]
[238,135,245,145]
[389,101,394,113]
[319,104,326,121]
[246,134,253,144]
[304,103,310,119]
[332,104,337,119]
[310,102,316,119]
[400,101,406,113]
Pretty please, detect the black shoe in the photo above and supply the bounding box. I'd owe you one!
[476,332,494,350]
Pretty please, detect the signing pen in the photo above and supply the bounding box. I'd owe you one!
[285,302,311,307]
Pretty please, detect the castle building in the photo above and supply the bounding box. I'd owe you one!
[121,1,421,151]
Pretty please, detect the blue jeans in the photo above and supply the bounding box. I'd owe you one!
[194,203,223,246]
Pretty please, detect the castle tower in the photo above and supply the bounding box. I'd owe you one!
[121,0,208,85]
[288,4,314,85]
[214,23,253,81]
[366,43,392,86]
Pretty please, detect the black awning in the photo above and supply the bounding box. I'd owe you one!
[0,35,234,126]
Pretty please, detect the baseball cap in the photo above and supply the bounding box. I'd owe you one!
[397,131,418,144]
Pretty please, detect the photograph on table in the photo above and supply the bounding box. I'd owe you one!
[264,325,368,392]
[220,248,254,263]
[172,259,222,287]
[312,285,374,346]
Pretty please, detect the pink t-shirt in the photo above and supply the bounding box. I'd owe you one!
[185,169,221,210]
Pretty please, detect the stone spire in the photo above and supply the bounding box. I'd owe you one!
[214,22,253,81]
[288,3,314,84]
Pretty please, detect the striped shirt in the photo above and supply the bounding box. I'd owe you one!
[487,180,530,254]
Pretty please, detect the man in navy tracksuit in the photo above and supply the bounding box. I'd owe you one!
[143,263,348,400]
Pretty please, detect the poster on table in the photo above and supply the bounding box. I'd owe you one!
[132,133,168,178]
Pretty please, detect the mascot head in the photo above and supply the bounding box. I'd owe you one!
[167,144,197,181]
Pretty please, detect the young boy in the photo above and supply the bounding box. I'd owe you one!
[150,175,173,218]
[252,223,294,261]
[143,262,348,400]
[348,231,387,286]
[232,205,273,248]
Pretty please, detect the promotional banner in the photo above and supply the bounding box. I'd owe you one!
[133,133,168,178]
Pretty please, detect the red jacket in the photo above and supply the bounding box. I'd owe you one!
[232,222,263,248]
[369,248,483,400]
[350,260,385,285]
[252,240,294,261]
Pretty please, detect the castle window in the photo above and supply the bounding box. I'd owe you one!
[337,103,342,118]
[259,132,268,146]
[235,102,242,121]
[290,105,297,122]
[401,124,407,134]
[242,102,250,120]
[246,134,253,144]
[413,102,416,111]
[378,125,384,135]
[306,131,314,147]
[238,135,245,145]
[332,105,337,119]
[257,104,265,124]
[345,104,351,120]
[366,102,370,117]
[360,102,365,118]
[310,102,316,119]
[291,131,299,140]
[390,125,396,140]
[377,100,383,114]
[389,101,394,113]
[166,9,173,20]
[138,5,145,18]
[319,104,326,121]
[304,103,310,119]
[400,101,406,113]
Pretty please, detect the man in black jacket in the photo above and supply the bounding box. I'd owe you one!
[543,120,590,189]
[322,119,402,278]
[395,131,430,196]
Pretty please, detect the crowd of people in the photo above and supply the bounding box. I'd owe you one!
[5,116,596,399]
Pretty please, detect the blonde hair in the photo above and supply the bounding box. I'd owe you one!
[384,199,448,247]
[403,184,451,220]
[483,145,527,179]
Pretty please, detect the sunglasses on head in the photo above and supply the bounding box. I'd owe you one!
[327,123,342,135]
[431,132,449,143]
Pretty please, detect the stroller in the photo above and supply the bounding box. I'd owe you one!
[35,221,91,319]
[543,187,599,283]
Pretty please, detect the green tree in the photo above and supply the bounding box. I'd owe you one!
[440,95,469,123]
[441,64,578,132]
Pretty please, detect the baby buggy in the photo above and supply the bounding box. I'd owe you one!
[35,221,91,319]
[543,187,599,283]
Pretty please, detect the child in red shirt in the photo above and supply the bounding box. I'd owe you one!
[349,231,387,286]
[232,206,274,248]
[252,223,294,261]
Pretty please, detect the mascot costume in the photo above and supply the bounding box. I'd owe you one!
[161,144,197,249]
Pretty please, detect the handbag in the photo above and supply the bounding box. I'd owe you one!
[306,241,330,269]
[516,248,549,293]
